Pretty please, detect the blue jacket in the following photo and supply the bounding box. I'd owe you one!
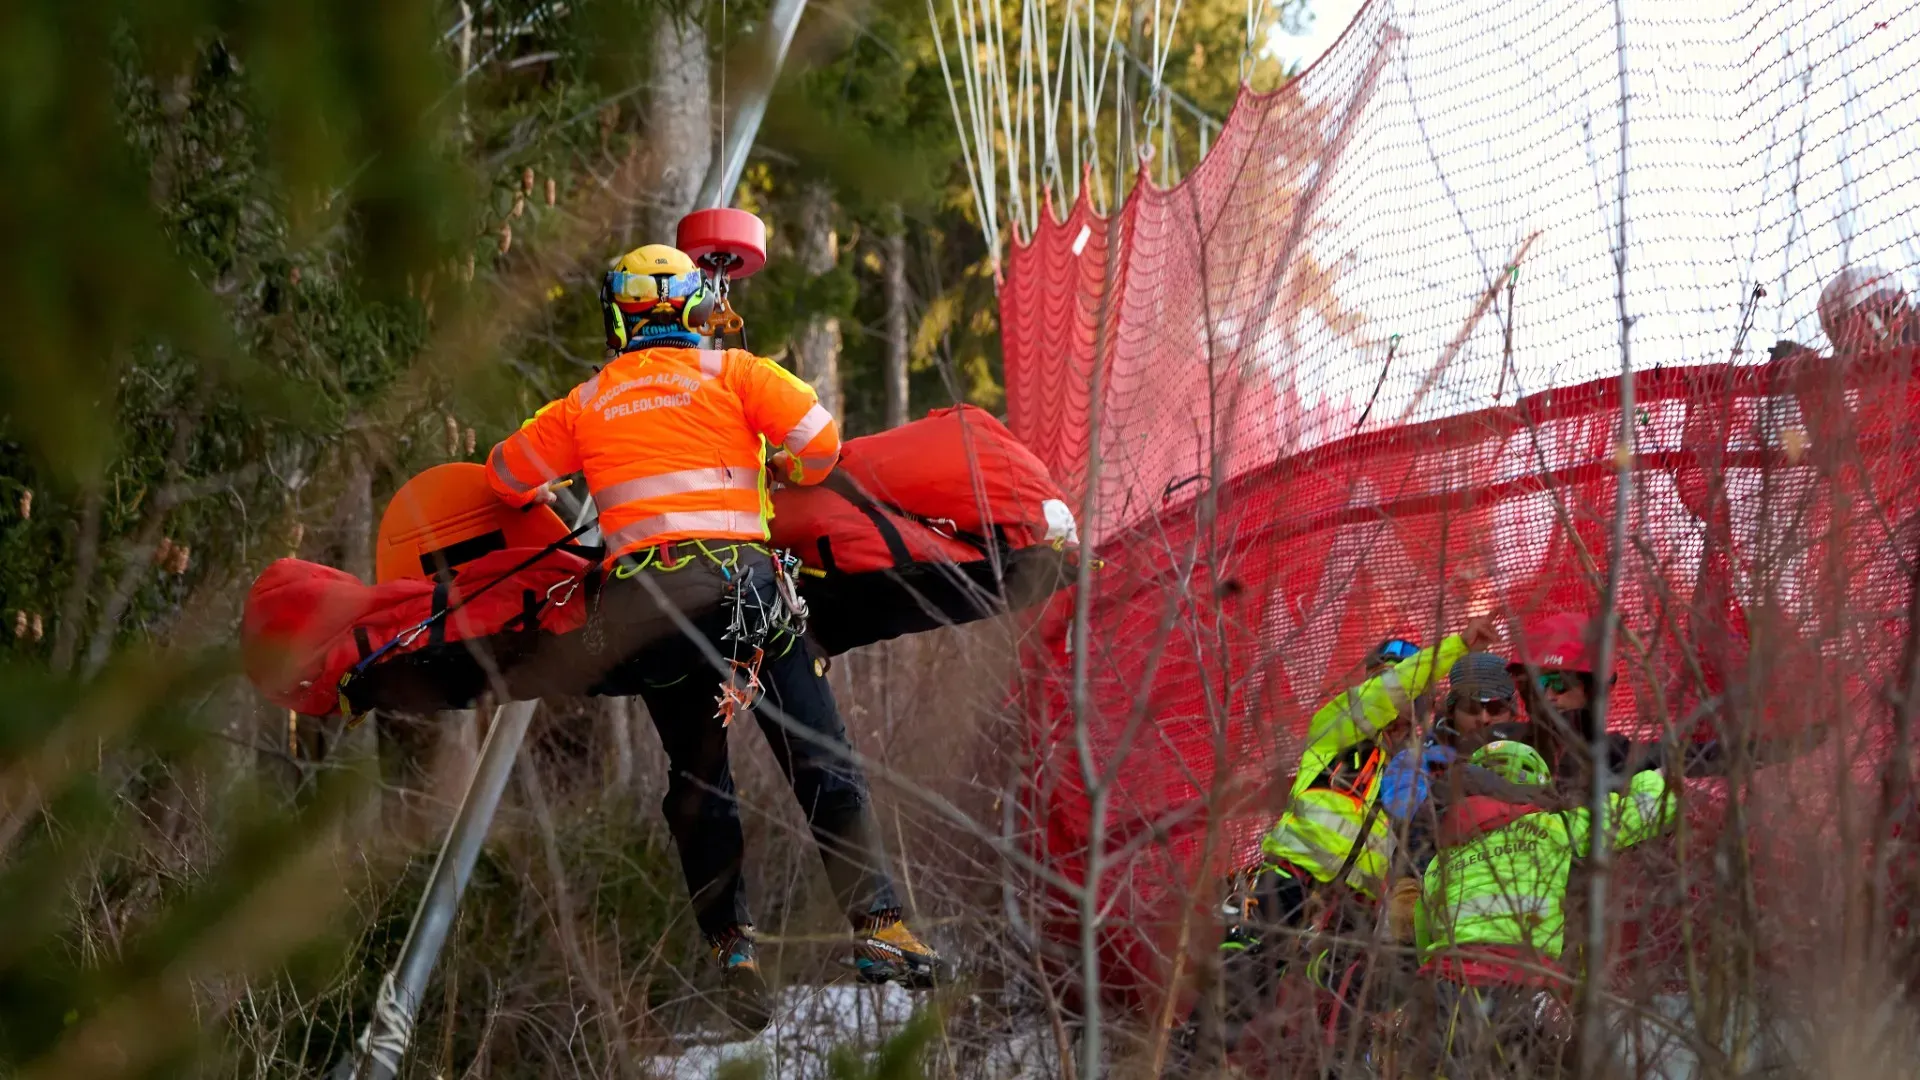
[1379,743,1456,823]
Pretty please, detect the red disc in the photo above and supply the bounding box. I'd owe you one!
[678,207,768,278]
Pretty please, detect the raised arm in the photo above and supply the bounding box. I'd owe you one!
[1569,767,1676,857]
[487,395,584,506]
[1287,633,1470,804]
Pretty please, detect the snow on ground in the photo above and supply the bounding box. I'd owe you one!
[647,983,909,1078]
[646,983,912,1078]
[647,983,1059,1079]
[647,983,1735,1077]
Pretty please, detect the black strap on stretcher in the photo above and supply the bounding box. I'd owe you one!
[346,520,596,680]
[818,471,1005,569]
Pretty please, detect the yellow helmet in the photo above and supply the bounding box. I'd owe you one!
[600,244,715,350]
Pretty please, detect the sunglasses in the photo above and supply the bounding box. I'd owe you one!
[1455,698,1513,717]
[1536,671,1578,694]
[607,268,703,304]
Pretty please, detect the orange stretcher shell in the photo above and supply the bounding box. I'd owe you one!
[375,462,572,583]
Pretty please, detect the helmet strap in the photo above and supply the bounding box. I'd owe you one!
[600,274,628,351]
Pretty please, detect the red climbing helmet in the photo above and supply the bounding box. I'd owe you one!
[1507,611,1592,674]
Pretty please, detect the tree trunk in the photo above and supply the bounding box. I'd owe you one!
[792,183,844,417]
[643,4,713,241]
[336,444,374,582]
[604,696,635,796]
[332,443,381,826]
[50,486,103,672]
[82,398,203,677]
[457,2,475,145]
[209,675,273,817]
[882,214,911,428]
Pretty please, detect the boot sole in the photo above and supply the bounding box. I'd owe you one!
[843,953,954,990]
[719,969,773,1036]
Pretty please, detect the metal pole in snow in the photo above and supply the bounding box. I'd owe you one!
[331,699,539,1080]
[697,0,811,209]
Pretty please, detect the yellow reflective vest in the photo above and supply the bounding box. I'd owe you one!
[1416,767,1676,963]
[1260,635,1467,897]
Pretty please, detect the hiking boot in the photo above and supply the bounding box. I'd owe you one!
[1166,1017,1206,1074]
[1168,1010,1240,1075]
[710,925,772,1035]
[851,915,955,989]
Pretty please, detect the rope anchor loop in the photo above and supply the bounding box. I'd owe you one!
[1140,88,1166,136]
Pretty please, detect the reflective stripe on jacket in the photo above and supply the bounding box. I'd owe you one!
[486,346,840,558]
[1262,635,1466,896]
[1416,768,1675,969]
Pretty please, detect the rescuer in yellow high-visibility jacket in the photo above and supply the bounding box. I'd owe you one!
[1177,617,1495,1059]
[1263,618,1489,897]
[1405,740,1676,1077]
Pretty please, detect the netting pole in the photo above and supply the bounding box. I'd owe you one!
[331,700,538,1080]
[696,0,810,209]
[1580,1,1633,1076]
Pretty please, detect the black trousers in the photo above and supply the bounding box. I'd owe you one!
[1194,860,1369,1055]
[613,548,901,941]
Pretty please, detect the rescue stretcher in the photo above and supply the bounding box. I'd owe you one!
[242,404,1080,716]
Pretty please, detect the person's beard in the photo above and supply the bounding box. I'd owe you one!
[1531,701,1598,769]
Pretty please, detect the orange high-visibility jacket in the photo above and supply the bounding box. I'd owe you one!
[487,346,840,558]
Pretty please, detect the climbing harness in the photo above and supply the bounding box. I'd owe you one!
[603,541,812,727]
[710,548,812,726]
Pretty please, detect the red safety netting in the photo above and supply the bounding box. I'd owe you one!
[999,0,1920,1014]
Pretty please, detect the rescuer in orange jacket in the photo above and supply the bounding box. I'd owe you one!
[488,244,950,1033]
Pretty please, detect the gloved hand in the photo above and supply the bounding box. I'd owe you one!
[1387,877,1422,942]
[1461,613,1499,651]
[523,477,573,507]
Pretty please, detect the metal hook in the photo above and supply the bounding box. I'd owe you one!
[544,576,581,608]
